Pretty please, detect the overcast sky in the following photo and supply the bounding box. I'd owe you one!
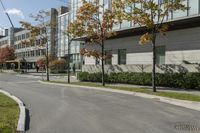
[0,0,68,28]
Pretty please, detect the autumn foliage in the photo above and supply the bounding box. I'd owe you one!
[36,55,56,68]
[67,0,117,86]
[112,0,187,92]
[0,46,15,64]
[49,59,67,73]
[36,58,46,68]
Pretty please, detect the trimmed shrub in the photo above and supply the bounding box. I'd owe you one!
[77,72,200,90]
[77,72,108,82]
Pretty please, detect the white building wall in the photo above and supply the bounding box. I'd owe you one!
[84,27,200,65]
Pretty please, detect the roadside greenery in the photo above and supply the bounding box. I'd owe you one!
[68,0,116,86]
[20,10,56,81]
[112,0,187,92]
[46,81,200,102]
[0,46,15,67]
[77,72,200,90]
[49,59,68,73]
[0,92,19,133]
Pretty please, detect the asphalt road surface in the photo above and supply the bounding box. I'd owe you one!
[0,73,200,133]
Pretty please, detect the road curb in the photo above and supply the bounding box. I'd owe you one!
[0,89,26,133]
[39,80,200,112]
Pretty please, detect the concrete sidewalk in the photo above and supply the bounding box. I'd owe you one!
[16,73,79,82]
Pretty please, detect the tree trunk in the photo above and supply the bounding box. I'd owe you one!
[152,33,156,92]
[67,40,71,84]
[101,40,105,86]
[46,43,50,81]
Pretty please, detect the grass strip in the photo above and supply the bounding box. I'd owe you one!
[0,92,19,133]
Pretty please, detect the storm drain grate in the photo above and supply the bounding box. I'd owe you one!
[174,122,200,131]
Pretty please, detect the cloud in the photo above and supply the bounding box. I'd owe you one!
[5,8,25,19]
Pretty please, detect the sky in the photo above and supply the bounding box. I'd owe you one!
[0,0,68,28]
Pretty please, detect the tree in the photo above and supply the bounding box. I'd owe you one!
[20,10,56,81]
[36,57,46,68]
[36,55,56,68]
[49,59,67,73]
[64,13,76,84]
[68,0,116,86]
[113,0,187,92]
[0,46,15,64]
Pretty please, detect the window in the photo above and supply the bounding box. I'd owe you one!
[18,36,22,41]
[173,0,188,18]
[156,46,165,64]
[105,50,112,65]
[36,39,40,45]
[36,50,40,56]
[30,51,34,57]
[189,0,199,15]
[118,49,126,65]
[27,51,30,57]
[18,43,21,49]
[43,49,46,55]
[95,58,100,65]
[22,34,25,40]
[22,52,25,57]
[26,33,30,38]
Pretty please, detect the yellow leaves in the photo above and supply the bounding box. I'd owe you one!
[67,20,85,38]
[112,0,187,46]
[106,31,117,38]
[76,1,98,21]
[80,48,100,59]
[139,33,152,45]
[158,24,169,36]
[80,48,112,60]
[67,0,116,46]
[167,0,188,12]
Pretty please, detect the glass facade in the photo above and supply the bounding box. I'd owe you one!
[64,0,200,66]
[57,12,83,69]
[70,0,200,31]
[189,0,199,15]
[58,13,69,57]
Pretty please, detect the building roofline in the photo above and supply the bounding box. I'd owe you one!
[74,15,200,41]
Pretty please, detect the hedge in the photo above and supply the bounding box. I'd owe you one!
[77,72,200,90]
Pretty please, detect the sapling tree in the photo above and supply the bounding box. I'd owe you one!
[20,10,56,81]
[113,0,187,92]
[67,0,116,86]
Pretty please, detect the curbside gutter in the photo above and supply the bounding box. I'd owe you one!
[39,80,200,112]
[0,89,26,133]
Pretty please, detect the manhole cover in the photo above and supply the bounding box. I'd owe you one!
[174,122,200,131]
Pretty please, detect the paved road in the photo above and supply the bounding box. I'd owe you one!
[0,73,200,133]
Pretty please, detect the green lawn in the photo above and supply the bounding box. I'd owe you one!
[0,92,19,133]
[47,81,200,102]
